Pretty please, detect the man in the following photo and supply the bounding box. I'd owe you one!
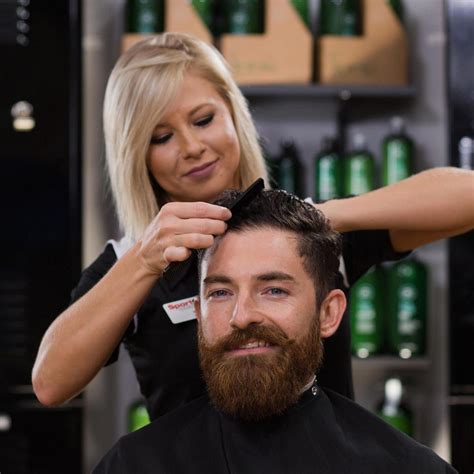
[93,190,456,474]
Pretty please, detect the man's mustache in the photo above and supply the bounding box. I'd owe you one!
[203,324,294,354]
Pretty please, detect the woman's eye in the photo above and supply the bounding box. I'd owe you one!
[195,114,214,127]
[150,133,172,145]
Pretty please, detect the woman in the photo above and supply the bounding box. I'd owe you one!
[32,33,474,420]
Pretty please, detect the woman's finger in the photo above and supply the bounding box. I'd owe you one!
[163,247,192,264]
[171,218,228,236]
[173,233,215,251]
[161,201,232,221]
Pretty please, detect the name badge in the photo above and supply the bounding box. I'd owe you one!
[163,296,198,324]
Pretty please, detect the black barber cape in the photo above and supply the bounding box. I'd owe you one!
[93,385,456,474]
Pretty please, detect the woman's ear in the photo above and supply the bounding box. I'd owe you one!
[194,297,201,323]
[319,289,347,338]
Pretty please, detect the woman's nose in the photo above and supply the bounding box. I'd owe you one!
[179,129,205,160]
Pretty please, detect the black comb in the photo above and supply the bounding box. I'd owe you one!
[162,178,264,285]
[226,177,264,219]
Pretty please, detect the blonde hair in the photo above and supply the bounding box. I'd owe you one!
[103,32,269,241]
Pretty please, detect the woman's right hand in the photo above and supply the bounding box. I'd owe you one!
[32,201,231,406]
[137,202,232,275]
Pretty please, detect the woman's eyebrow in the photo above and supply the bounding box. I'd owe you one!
[154,103,215,129]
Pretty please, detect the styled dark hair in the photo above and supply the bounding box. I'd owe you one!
[198,189,342,307]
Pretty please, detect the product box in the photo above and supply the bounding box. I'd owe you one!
[220,0,313,85]
[122,0,213,53]
[164,0,213,44]
[318,0,408,86]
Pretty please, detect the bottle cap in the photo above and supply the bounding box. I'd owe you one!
[281,139,296,149]
[459,137,473,170]
[280,140,299,158]
[383,377,403,416]
[320,136,338,152]
[390,116,405,134]
[459,136,473,152]
[351,132,366,151]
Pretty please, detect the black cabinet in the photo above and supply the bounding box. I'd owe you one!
[0,396,82,474]
[0,0,81,386]
[0,1,82,471]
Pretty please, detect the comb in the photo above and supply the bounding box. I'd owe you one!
[225,177,264,220]
[162,178,264,285]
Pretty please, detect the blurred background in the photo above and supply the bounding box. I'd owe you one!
[0,0,473,472]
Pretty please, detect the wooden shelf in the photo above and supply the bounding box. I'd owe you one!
[240,84,416,100]
[352,356,431,371]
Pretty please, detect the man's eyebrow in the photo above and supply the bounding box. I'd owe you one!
[256,272,296,282]
[203,275,233,286]
[203,272,296,286]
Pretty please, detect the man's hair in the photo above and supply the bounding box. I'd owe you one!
[199,189,342,307]
[103,32,268,241]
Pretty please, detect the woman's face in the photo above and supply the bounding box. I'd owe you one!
[147,72,241,203]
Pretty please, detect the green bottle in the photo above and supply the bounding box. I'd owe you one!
[126,0,164,33]
[319,0,361,36]
[382,117,413,186]
[276,141,303,196]
[350,266,384,358]
[262,146,279,189]
[387,258,427,359]
[344,133,375,196]
[224,0,264,34]
[128,400,151,432]
[291,0,310,29]
[386,0,404,23]
[315,137,343,201]
[191,0,214,31]
[378,378,413,436]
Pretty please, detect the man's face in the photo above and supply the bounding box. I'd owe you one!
[196,227,324,421]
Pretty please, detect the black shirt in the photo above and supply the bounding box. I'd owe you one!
[71,229,407,420]
[92,384,456,474]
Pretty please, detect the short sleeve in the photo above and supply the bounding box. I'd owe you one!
[70,244,117,302]
[70,243,132,365]
[342,229,410,286]
[305,197,410,287]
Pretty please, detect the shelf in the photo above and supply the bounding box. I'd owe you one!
[240,84,417,100]
[352,356,431,371]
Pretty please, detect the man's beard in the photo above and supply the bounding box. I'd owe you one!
[198,317,323,423]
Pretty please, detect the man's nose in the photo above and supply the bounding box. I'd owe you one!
[230,293,265,330]
[179,128,205,159]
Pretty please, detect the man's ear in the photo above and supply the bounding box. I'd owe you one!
[319,289,346,338]
[194,297,201,323]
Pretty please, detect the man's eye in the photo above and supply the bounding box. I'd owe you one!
[266,288,288,296]
[208,289,230,298]
[195,114,214,127]
[150,133,172,145]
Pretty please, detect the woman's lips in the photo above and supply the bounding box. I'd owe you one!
[184,160,218,179]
